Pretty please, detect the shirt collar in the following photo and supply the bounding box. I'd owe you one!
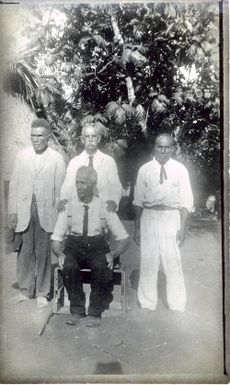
[33,147,49,157]
[83,149,100,159]
[77,195,97,208]
[152,156,171,167]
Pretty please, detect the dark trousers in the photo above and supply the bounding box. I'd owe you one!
[17,200,51,298]
[62,235,113,317]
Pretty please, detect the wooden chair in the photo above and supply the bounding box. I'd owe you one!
[53,263,127,315]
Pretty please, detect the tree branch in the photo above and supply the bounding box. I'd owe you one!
[45,6,54,49]
[110,14,124,46]
[85,57,119,77]
[110,13,137,106]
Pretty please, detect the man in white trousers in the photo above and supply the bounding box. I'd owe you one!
[133,133,193,312]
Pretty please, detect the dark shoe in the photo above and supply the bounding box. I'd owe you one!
[66,313,86,326]
[85,315,101,328]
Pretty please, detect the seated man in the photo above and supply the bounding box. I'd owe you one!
[51,166,129,327]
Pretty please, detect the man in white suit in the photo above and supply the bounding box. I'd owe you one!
[133,134,193,312]
[8,118,66,307]
[58,122,122,213]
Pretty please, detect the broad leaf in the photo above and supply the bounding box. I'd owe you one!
[114,106,126,124]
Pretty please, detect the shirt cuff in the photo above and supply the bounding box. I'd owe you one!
[132,200,143,208]
[114,234,129,241]
[51,234,64,242]
[179,205,195,214]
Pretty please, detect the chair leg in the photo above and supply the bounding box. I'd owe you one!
[120,270,126,314]
[53,266,64,313]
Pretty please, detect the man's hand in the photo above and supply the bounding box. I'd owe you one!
[58,253,66,269]
[57,199,68,213]
[177,207,189,247]
[8,213,18,230]
[176,228,185,247]
[106,200,117,213]
[105,253,114,270]
[134,228,140,246]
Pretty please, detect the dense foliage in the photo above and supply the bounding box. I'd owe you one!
[4,3,220,205]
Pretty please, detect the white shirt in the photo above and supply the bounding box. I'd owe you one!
[35,152,43,170]
[60,149,122,206]
[133,157,193,212]
[33,150,48,194]
[51,196,128,242]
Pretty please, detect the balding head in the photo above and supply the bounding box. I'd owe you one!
[154,133,175,147]
[75,166,97,202]
[154,133,175,164]
[81,123,101,136]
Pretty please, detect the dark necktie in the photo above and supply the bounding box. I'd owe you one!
[83,204,89,237]
[160,164,167,184]
[88,156,94,169]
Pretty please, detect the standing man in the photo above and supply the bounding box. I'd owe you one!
[133,134,193,312]
[51,166,129,327]
[8,118,66,307]
[58,123,122,213]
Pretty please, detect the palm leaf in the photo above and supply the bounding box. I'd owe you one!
[105,101,119,117]
[135,104,146,120]
[5,62,40,110]
[151,99,167,113]
[114,106,126,124]
[94,113,108,124]
[122,103,136,116]
[172,91,183,104]
[81,114,109,137]
[158,94,170,104]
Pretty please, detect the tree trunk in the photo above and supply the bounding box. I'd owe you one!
[110,14,135,106]
[110,13,147,134]
[125,76,136,105]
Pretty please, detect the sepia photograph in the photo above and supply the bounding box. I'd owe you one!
[0,0,229,383]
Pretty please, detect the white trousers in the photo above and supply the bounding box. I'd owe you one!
[138,209,186,311]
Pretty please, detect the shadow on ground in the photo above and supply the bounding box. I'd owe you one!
[0,219,225,383]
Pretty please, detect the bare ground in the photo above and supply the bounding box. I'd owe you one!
[0,219,226,383]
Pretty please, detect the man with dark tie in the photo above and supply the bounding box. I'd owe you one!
[51,166,129,327]
[133,134,193,312]
[58,122,122,213]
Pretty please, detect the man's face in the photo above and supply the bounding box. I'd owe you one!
[31,126,49,154]
[154,135,173,164]
[81,126,100,154]
[76,171,94,201]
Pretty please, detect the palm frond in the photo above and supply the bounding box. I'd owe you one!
[4,62,41,111]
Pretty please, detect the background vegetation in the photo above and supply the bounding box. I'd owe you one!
[2,3,220,209]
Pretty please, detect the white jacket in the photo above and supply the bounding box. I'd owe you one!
[8,146,66,233]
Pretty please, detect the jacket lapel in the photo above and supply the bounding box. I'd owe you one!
[27,148,36,174]
[35,147,50,176]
